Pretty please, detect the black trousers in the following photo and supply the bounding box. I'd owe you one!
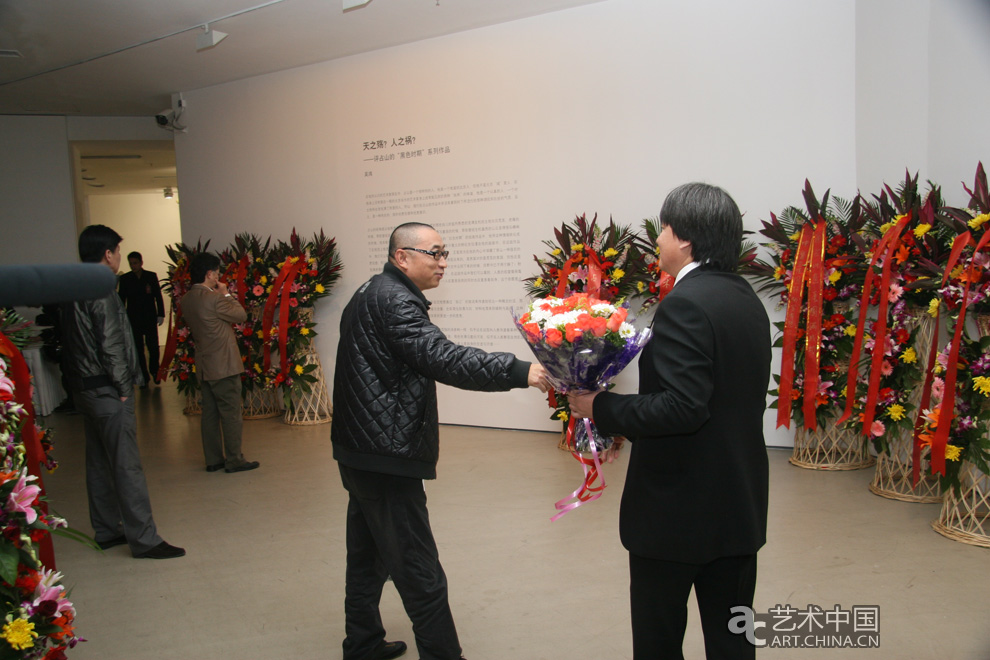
[338,464,462,660]
[629,552,757,660]
[130,322,160,382]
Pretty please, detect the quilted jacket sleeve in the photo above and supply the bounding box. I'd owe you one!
[386,297,530,391]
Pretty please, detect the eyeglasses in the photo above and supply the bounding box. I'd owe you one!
[400,247,449,261]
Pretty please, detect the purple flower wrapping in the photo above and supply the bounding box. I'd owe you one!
[512,311,652,451]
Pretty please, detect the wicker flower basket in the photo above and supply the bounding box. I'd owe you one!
[931,462,990,548]
[869,307,942,501]
[242,386,282,419]
[283,310,332,425]
[183,391,202,416]
[869,434,943,502]
[790,417,874,470]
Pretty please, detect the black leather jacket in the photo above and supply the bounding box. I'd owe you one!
[331,263,530,479]
[61,290,141,397]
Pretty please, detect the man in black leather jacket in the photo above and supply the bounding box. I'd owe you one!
[332,222,548,660]
[61,225,184,560]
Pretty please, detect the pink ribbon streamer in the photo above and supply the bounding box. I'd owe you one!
[551,417,607,521]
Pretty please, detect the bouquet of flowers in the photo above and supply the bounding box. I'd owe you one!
[514,294,651,519]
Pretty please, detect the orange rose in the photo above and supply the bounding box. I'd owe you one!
[606,307,628,332]
[565,323,583,343]
[523,322,541,343]
[546,327,563,348]
[588,316,608,337]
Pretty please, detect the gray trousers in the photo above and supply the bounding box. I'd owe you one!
[200,374,245,468]
[76,386,162,554]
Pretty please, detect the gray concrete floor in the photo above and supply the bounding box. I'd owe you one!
[40,386,990,659]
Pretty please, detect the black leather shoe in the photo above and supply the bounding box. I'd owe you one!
[205,463,225,472]
[225,460,260,473]
[134,541,186,559]
[96,535,127,550]
[375,641,407,660]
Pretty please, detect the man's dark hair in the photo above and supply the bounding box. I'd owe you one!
[78,224,123,264]
[660,182,743,272]
[388,222,436,260]
[190,252,222,285]
[127,251,142,261]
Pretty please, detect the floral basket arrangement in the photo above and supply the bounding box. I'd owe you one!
[160,230,342,419]
[158,240,211,400]
[1,313,90,658]
[514,294,651,520]
[744,183,867,432]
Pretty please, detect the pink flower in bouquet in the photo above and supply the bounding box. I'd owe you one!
[870,420,886,437]
[931,376,945,401]
[252,285,265,296]
[7,471,41,524]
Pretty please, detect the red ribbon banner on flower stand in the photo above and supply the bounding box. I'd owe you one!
[261,259,305,375]
[909,231,970,484]
[915,230,990,479]
[838,213,912,430]
[0,334,56,570]
[234,255,249,308]
[555,252,604,300]
[156,304,180,384]
[776,220,827,430]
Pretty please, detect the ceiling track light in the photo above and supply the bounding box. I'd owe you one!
[164,187,174,199]
[196,24,228,51]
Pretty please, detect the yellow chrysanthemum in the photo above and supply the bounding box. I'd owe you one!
[2,618,37,651]
[315,283,325,293]
[603,248,619,258]
[913,223,932,238]
[266,285,273,294]
[973,376,990,397]
[901,347,917,364]
[844,325,857,337]
[572,243,584,251]
[788,232,800,242]
[879,222,895,235]
[557,411,569,422]
[887,404,906,421]
[950,265,965,280]
[552,248,562,256]
[260,275,268,285]
[294,364,304,376]
[191,365,196,373]
[928,298,940,317]
[773,266,785,281]
[534,277,544,287]
[300,327,310,336]
[612,268,625,281]
[636,281,646,292]
[945,444,962,461]
[968,213,990,229]
[253,363,262,373]
[256,330,264,339]
[828,270,841,284]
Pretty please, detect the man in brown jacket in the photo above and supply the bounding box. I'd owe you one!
[181,252,259,473]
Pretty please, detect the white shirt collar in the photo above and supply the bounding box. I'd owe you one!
[674,261,702,286]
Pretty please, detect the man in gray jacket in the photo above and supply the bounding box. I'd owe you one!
[332,222,548,660]
[61,225,184,560]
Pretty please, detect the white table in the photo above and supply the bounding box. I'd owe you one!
[21,347,66,417]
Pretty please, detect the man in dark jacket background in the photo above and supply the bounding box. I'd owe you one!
[61,225,184,560]
[331,222,548,660]
[117,251,165,385]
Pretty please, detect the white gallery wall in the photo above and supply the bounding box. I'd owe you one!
[174,0,858,444]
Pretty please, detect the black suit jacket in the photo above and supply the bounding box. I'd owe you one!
[594,267,772,564]
[117,270,165,330]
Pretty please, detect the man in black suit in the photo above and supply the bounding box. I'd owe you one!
[569,182,771,660]
[117,251,165,385]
